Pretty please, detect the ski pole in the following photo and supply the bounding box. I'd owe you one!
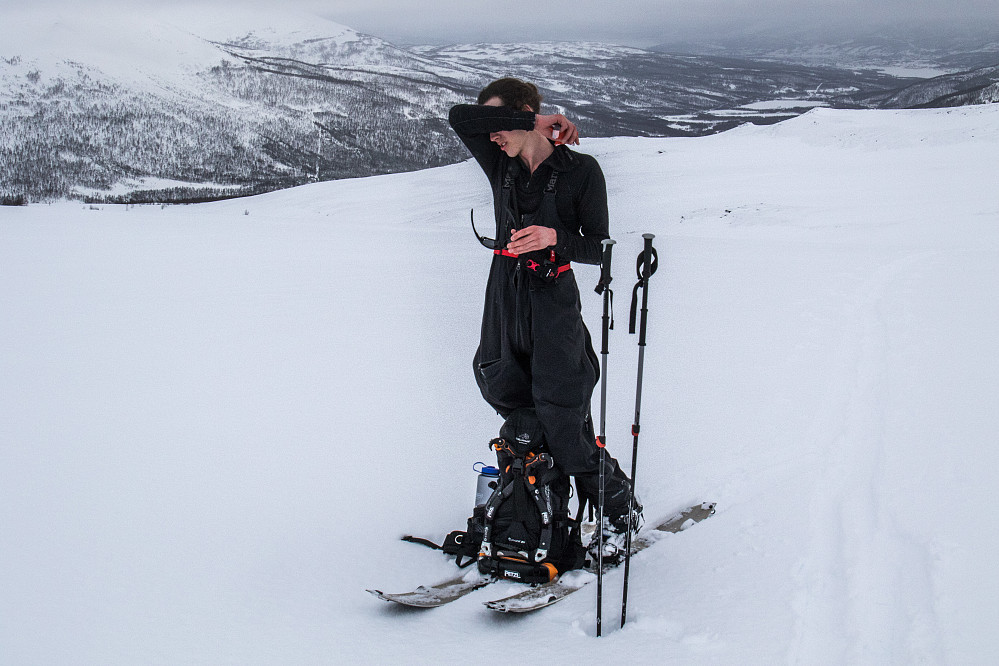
[594,237,615,637]
[621,233,658,628]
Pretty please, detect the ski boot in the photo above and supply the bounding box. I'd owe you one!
[587,499,644,565]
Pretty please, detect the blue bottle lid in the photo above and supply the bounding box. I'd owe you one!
[473,462,500,476]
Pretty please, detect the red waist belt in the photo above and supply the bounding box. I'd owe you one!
[494,249,572,277]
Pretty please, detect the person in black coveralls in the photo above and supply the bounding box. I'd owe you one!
[449,78,641,559]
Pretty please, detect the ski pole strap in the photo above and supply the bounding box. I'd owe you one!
[403,533,472,553]
[596,238,616,328]
[629,246,658,334]
[403,533,479,568]
[628,282,641,334]
[401,535,443,550]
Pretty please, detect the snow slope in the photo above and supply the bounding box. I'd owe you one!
[1,105,998,663]
[0,6,363,77]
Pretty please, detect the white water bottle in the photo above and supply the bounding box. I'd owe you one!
[473,462,500,507]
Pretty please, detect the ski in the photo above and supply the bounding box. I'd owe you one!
[368,502,715,611]
[484,501,716,613]
[367,570,494,608]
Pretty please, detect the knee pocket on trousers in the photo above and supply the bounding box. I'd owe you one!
[477,358,503,380]
[477,358,531,404]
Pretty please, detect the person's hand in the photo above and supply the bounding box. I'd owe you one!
[508,226,558,255]
[534,113,579,146]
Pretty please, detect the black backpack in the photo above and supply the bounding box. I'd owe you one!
[404,409,586,582]
[475,408,585,583]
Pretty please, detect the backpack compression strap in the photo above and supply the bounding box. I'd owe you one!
[480,453,556,563]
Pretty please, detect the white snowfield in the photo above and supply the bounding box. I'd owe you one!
[2,104,997,663]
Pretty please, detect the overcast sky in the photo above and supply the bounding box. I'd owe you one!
[310,0,999,47]
[12,0,999,48]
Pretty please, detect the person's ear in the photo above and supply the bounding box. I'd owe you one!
[522,104,536,113]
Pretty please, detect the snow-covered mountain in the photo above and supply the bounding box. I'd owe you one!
[2,103,998,662]
[0,7,486,203]
[1,6,923,204]
[848,64,999,108]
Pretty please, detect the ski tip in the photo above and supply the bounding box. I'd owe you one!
[367,589,446,608]
[684,502,717,525]
[654,501,719,534]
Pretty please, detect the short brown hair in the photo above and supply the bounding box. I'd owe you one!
[477,78,542,112]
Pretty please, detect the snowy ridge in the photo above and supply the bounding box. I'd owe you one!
[2,104,997,661]
[862,64,999,108]
[0,6,376,87]
[3,9,225,85]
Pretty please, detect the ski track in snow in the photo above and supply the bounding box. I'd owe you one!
[2,105,999,663]
[791,253,942,664]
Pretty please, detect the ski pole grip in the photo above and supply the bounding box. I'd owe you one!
[601,238,616,277]
[642,234,655,277]
[629,235,658,334]
[595,238,616,294]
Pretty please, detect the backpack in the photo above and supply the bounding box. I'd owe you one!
[475,408,586,583]
[404,408,586,582]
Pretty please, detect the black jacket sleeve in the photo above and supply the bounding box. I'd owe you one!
[448,104,535,176]
[552,155,608,265]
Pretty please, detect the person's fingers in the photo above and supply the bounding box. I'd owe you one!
[507,226,556,254]
[561,121,579,145]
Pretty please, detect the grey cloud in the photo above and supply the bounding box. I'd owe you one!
[317,0,999,46]
[12,0,999,47]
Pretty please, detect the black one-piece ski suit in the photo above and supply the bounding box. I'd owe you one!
[448,104,633,515]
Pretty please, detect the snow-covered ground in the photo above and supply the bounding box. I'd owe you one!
[2,105,998,663]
